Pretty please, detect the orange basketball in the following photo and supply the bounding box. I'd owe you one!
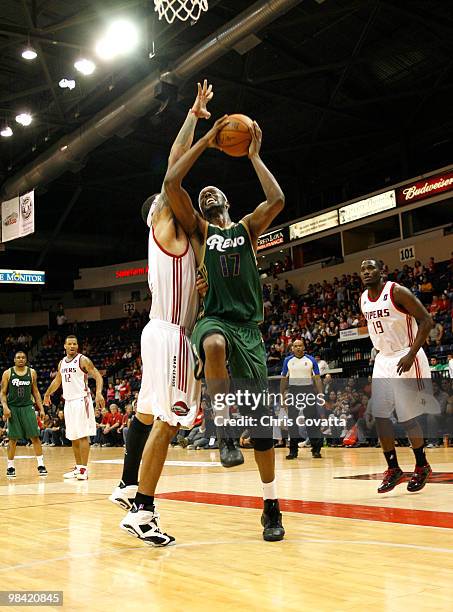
[216,113,253,157]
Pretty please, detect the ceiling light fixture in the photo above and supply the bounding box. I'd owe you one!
[95,20,138,60]
[1,126,13,137]
[59,78,76,90]
[15,113,32,126]
[22,46,37,60]
[74,58,95,75]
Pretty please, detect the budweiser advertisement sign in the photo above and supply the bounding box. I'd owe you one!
[397,171,453,205]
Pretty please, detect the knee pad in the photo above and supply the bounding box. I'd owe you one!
[251,437,274,452]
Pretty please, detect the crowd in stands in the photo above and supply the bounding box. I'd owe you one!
[260,254,453,376]
[0,254,452,450]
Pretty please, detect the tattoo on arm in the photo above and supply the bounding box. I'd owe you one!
[175,114,197,148]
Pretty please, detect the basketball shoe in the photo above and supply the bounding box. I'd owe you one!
[37,465,48,476]
[377,467,404,493]
[261,500,285,542]
[6,467,16,479]
[120,504,175,547]
[63,467,80,479]
[218,437,244,468]
[109,481,138,511]
[76,468,88,480]
[407,464,432,493]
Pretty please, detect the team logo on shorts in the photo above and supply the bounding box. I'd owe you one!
[171,401,190,416]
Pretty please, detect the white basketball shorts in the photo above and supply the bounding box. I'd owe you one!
[137,319,201,428]
[371,348,439,422]
[64,395,96,440]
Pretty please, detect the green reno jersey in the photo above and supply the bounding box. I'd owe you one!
[199,222,263,324]
[192,221,268,384]
[6,367,39,440]
[7,367,33,407]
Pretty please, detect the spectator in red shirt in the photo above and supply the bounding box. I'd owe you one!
[102,404,122,446]
[106,383,115,404]
[118,379,130,403]
[118,404,133,446]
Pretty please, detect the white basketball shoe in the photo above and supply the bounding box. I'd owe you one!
[120,504,175,547]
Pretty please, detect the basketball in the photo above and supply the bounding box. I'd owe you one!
[216,113,253,157]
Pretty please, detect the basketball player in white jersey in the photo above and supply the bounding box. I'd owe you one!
[360,259,438,493]
[44,335,105,480]
[114,82,213,546]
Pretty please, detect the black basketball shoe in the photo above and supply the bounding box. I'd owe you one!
[377,467,404,493]
[218,437,244,468]
[407,464,432,493]
[6,467,16,479]
[37,465,48,476]
[261,499,285,541]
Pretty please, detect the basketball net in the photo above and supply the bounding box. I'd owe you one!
[154,0,208,24]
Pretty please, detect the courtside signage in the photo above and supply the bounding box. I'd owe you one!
[257,227,288,251]
[115,265,148,279]
[0,269,45,285]
[396,171,453,205]
[339,190,396,224]
[290,210,339,240]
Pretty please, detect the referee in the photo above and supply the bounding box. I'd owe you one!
[280,339,324,459]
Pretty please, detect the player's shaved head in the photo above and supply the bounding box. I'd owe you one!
[361,258,381,270]
[198,186,229,219]
[360,259,382,288]
[65,334,78,343]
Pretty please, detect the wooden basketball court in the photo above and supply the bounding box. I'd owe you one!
[1,446,452,611]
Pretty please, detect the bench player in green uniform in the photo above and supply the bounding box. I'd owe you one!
[164,116,286,541]
[1,351,47,478]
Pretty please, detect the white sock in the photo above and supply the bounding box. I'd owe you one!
[36,455,44,467]
[262,478,277,500]
[7,459,14,469]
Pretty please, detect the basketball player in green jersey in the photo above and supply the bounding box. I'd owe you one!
[164,116,286,541]
[1,351,47,478]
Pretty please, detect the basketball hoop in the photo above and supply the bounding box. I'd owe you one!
[154,0,208,24]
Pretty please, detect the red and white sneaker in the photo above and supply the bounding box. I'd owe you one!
[76,468,88,481]
[63,467,80,479]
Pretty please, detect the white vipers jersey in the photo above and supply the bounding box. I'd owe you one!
[148,224,198,333]
[60,353,89,400]
[360,281,418,355]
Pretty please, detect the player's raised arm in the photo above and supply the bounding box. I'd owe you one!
[242,122,285,244]
[1,370,11,419]
[392,285,433,375]
[163,115,229,236]
[80,356,105,410]
[43,365,62,406]
[167,80,213,170]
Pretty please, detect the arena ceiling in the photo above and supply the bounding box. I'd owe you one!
[0,0,452,287]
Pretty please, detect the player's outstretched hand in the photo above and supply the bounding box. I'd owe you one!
[43,394,51,407]
[192,79,214,119]
[204,115,229,148]
[396,352,415,375]
[96,392,106,410]
[248,120,262,158]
